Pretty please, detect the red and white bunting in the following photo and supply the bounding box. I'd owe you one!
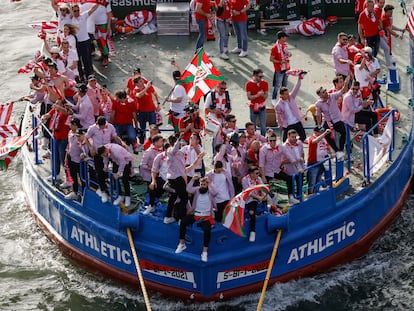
[0,103,14,125]
[0,124,18,139]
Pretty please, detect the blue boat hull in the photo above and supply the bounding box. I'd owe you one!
[21,123,413,301]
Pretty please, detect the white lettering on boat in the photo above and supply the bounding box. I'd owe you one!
[141,260,196,288]
[216,261,268,287]
[287,221,356,264]
[70,225,132,265]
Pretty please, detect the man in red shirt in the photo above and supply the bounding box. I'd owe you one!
[133,76,159,144]
[194,0,211,53]
[110,90,138,149]
[358,0,382,57]
[245,69,269,136]
[270,31,291,100]
[229,0,249,57]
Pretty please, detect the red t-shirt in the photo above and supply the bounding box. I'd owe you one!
[178,115,205,142]
[112,98,137,125]
[49,109,70,140]
[134,86,156,112]
[245,79,269,108]
[358,9,381,37]
[215,0,231,20]
[195,0,211,21]
[229,0,249,22]
[381,13,392,33]
[270,41,290,72]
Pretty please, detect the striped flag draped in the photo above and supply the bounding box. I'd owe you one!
[408,7,414,39]
[28,21,59,34]
[0,103,14,125]
[176,48,225,104]
[0,129,35,171]
[222,184,270,237]
[0,124,19,139]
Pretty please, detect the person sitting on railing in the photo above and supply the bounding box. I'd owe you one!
[305,127,331,195]
[242,166,267,243]
[65,122,86,200]
[206,160,234,221]
[175,176,217,263]
[84,116,126,203]
[283,129,305,199]
[315,75,351,161]
[342,81,378,136]
[97,143,134,207]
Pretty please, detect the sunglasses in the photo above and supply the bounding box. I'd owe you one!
[269,139,276,142]
[352,88,360,91]
[258,75,264,79]
[73,9,79,12]
[220,88,227,90]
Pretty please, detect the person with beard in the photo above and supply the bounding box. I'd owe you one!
[175,176,217,263]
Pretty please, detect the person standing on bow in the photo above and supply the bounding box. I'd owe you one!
[274,74,306,143]
[270,31,291,99]
[245,69,269,137]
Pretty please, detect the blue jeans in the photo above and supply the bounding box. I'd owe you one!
[232,21,248,52]
[53,139,68,176]
[249,107,267,136]
[138,111,156,144]
[366,34,380,57]
[272,71,288,99]
[195,19,207,52]
[216,19,229,53]
[306,163,324,194]
[114,124,136,146]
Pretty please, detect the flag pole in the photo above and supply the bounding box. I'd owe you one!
[256,228,283,311]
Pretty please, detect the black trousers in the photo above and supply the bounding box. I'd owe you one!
[283,121,306,142]
[76,39,93,80]
[113,161,132,197]
[179,215,211,248]
[167,176,188,220]
[149,176,165,205]
[322,120,346,152]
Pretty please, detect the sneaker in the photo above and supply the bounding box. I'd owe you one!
[230,47,241,54]
[65,192,78,200]
[41,137,49,150]
[124,196,131,207]
[239,51,248,57]
[223,48,229,54]
[163,216,176,224]
[175,243,186,254]
[205,51,211,57]
[336,151,345,161]
[201,251,208,262]
[388,64,396,70]
[113,195,124,206]
[249,231,256,242]
[96,189,103,197]
[60,181,73,188]
[101,192,109,203]
[219,53,229,60]
[47,174,61,182]
[143,205,155,215]
[288,195,300,205]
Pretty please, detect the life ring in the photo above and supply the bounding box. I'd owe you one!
[115,20,134,34]
[375,108,401,122]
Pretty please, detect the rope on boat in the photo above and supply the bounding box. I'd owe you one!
[127,227,152,311]
[256,228,283,311]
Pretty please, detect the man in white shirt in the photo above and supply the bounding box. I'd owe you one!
[166,70,187,133]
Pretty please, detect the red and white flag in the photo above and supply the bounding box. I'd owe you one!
[0,124,19,139]
[28,21,59,34]
[408,7,414,39]
[176,48,225,104]
[0,103,14,125]
[0,129,35,171]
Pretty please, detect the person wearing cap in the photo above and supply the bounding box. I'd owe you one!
[354,48,378,98]
[65,120,87,200]
[332,32,352,80]
[166,70,187,134]
[43,45,66,74]
[178,104,206,142]
[346,34,363,75]
[51,1,72,34]
[60,40,79,81]
[71,3,99,82]
[305,126,331,195]
[315,75,351,161]
[270,31,291,99]
[85,116,125,203]
[274,74,306,143]
[70,83,95,129]
[86,74,102,119]
[229,0,249,57]
[97,143,134,207]
[245,69,269,136]
[358,0,382,57]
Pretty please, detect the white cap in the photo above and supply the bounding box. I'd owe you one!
[363,46,372,54]
[50,46,60,54]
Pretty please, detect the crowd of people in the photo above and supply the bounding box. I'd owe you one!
[23,0,403,262]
